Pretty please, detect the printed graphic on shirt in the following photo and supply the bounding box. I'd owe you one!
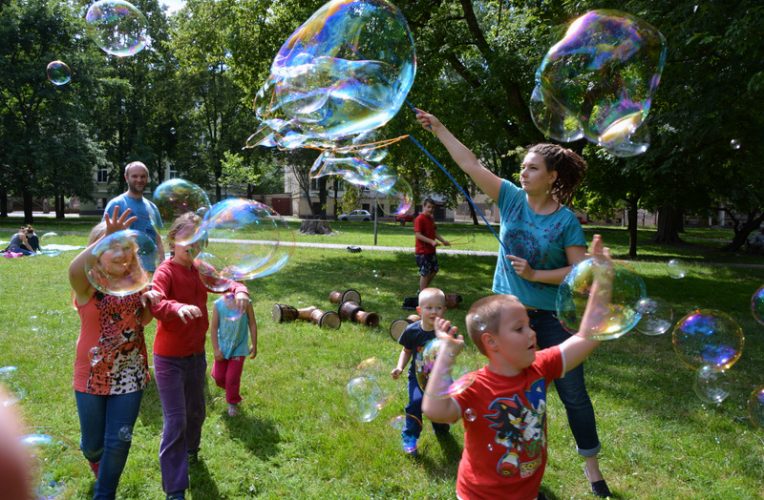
[484,378,547,478]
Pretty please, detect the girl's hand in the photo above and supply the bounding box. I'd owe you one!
[177,305,203,324]
[213,349,224,362]
[414,109,442,132]
[507,255,535,280]
[248,345,257,359]
[104,206,137,235]
[140,289,162,307]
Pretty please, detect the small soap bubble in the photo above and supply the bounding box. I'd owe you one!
[152,179,210,225]
[693,365,730,405]
[730,139,741,150]
[39,232,62,257]
[464,408,477,422]
[46,61,71,86]
[85,0,149,57]
[118,425,133,442]
[672,309,743,371]
[487,443,494,452]
[635,297,674,336]
[20,434,54,448]
[89,347,103,367]
[748,386,764,429]
[557,258,646,340]
[750,285,764,326]
[667,259,687,279]
[85,230,158,296]
[170,127,176,135]
[389,415,405,431]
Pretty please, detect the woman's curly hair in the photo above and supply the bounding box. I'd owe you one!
[527,143,587,205]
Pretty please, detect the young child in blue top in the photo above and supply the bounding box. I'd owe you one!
[391,287,450,455]
[209,293,258,417]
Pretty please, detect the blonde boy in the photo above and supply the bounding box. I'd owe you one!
[423,235,612,499]
[391,287,451,455]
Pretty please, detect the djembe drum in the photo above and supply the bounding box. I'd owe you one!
[272,304,299,323]
[298,306,341,330]
[328,288,362,305]
[338,300,380,327]
[389,314,421,341]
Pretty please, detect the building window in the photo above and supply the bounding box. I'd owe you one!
[310,177,320,191]
[97,166,108,183]
[169,167,179,179]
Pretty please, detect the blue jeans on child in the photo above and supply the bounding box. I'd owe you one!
[528,309,601,457]
[153,353,207,495]
[403,374,450,438]
[74,390,143,500]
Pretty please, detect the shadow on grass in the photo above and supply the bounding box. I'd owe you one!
[138,380,163,431]
[418,431,462,480]
[221,410,281,460]
[189,457,222,499]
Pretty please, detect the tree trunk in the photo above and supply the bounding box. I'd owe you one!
[55,193,65,219]
[627,196,639,258]
[468,200,479,225]
[0,188,7,217]
[22,189,33,224]
[318,177,327,219]
[722,212,764,252]
[655,204,683,244]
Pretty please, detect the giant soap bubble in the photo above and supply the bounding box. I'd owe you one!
[672,309,744,371]
[188,198,294,283]
[85,0,149,57]
[249,0,416,151]
[152,179,211,225]
[557,257,646,340]
[85,230,158,296]
[531,10,667,157]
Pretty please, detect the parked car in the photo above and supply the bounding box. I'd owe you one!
[338,209,372,221]
[394,212,416,225]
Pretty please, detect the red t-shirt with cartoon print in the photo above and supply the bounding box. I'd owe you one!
[452,347,564,500]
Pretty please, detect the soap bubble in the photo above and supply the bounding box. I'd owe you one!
[85,0,149,57]
[557,257,646,340]
[635,297,674,336]
[416,339,479,398]
[39,232,62,257]
[730,139,741,150]
[667,259,687,279]
[672,309,744,371]
[389,415,405,430]
[531,10,667,157]
[464,408,477,422]
[152,179,210,226]
[118,425,133,442]
[748,386,764,429]
[346,375,386,423]
[215,293,244,322]
[46,61,71,86]
[189,198,294,282]
[85,230,158,296]
[692,365,730,405]
[751,285,764,325]
[250,0,416,151]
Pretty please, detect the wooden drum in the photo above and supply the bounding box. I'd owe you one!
[272,304,299,323]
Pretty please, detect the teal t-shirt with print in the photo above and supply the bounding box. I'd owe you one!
[492,179,586,310]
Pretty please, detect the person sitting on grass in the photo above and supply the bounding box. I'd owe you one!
[391,287,452,456]
[423,235,613,500]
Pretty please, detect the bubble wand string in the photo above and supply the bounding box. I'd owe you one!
[406,134,509,255]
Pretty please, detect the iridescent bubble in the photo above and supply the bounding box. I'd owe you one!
[388,415,405,431]
[635,297,674,336]
[346,375,386,423]
[531,10,667,157]
[152,179,211,226]
[487,443,494,452]
[46,61,71,86]
[85,230,158,296]
[39,232,62,257]
[89,347,103,367]
[251,0,416,150]
[415,339,442,391]
[556,257,646,340]
[748,386,764,429]
[750,285,764,325]
[667,259,687,279]
[692,365,730,405]
[216,293,244,322]
[672,309,744,371]
[20,434,54,448]
[85,0,149,57]
[190,198,294,282]
[118,425,133,442]
[464,408,477,422]
[730,139,741,150]
[375,176,413,217]
[0,367,25,406]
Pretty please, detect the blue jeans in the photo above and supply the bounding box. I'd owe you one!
[74,390,143,500]
[403,373,449,439]
[154,353,207,495]
[528,309,601,457]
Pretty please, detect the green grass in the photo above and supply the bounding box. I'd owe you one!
[0,223,763,498]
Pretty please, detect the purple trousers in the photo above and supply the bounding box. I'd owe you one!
[153,353,207,494]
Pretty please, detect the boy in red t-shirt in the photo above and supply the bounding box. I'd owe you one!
[413,198,450,292]
[423,235,612,500]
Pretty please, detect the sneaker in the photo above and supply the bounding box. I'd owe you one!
[166,492,185,500]
[227,403,239,417]
[401,433,418,456]
[584,465,612,498]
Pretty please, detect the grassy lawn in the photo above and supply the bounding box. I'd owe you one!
[0,220,763,498]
